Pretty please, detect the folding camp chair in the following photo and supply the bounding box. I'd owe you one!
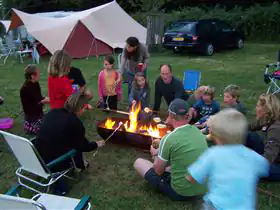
[0,130,77,193]
[16,45,33,63]
[1,185,92,210]
[0,37,14,64]
[264,64,280,95]
[183,70,201,93]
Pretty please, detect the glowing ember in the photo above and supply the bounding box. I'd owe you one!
[105,118,115,129]
[103,102,167,138]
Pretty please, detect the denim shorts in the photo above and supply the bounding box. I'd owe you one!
[144,168,196,201]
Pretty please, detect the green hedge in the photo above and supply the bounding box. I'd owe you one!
[132,2,280,41]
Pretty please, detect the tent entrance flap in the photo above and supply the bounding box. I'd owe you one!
[9,11,24,31]
[63,21,112,59]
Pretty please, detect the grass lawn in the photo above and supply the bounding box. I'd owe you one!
[1,43,280,209]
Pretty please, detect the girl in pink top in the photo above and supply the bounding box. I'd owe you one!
[98,55,121,110]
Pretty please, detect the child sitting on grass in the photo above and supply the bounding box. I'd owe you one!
[20,64,49,135]
[186,108,269,210]
[187,85,208,107]
[223,84,246,115]
[189,86,220,127]
[98,55,122,110]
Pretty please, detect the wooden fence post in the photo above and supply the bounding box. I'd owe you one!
[146,14,165,53]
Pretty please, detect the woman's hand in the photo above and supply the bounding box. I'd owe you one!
[97,140,105,148]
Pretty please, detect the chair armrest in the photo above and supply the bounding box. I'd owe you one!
[5,184,21,196]
[29,136,36,142]
[47,149,77,169]
[74,196,91,210]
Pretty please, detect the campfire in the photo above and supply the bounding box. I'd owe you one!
[96,102,171,150]
[104,102,168,138]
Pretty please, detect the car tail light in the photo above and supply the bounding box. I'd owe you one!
[192,36,198,41]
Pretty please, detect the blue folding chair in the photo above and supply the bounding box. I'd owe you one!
[183,70,201,93]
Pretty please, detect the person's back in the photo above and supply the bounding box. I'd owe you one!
[68,66,86,88]
[196,145,268,209]
[35,108,79,164]
[187,109,269,210]
[159,124,208,196]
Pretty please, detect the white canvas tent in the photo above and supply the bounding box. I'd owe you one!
[9,1,147,58]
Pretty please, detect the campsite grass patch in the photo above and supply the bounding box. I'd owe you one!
[1,43,280,209]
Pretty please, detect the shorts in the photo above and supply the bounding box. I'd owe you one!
[144,168,197,201]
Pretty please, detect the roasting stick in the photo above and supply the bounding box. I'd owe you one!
[100,108,130,115]
[92,122,124,157]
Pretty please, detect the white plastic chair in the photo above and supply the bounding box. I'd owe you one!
[0,193,92,210]
[16,45,33,63]
[0,131,77,193]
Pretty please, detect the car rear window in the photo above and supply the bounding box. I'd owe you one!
[168,22,196,33]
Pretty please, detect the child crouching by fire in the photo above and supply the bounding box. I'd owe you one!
[129,72,152,122]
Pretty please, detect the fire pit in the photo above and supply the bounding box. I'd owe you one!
[96,103,172,150]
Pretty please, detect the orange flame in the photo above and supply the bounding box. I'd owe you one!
[104,118,115,129]
[124,102,141,132]
[140,124,160,138]
[103,102,167,138]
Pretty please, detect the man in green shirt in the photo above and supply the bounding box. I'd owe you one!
[134,99,208,201]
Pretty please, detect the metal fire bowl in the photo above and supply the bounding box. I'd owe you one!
[96,117,157,150]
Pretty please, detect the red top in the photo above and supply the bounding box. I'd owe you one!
[48,76,74,109]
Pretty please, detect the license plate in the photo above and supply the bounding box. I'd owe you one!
[173,37,184,41]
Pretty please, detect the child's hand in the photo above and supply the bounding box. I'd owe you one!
[132,100,136,105]
[40,97,50,104]
[152,139,161,149]
[86,104,93,110]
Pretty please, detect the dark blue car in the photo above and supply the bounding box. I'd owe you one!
[162,19,245,56]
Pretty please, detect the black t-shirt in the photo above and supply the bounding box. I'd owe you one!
[20,81,44,121]
[153,76,188,111]
[34,108,97,171]
[68,66,86,87]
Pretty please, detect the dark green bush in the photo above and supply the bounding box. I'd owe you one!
[132,2,280,41]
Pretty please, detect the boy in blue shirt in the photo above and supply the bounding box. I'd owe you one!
[186,108,269,210]
[189,86,220,127]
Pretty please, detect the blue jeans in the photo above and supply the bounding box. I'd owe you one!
[144,168,198,201]
[246,132,280,181]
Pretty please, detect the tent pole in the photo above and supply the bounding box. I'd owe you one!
[86,37,95,60]
[95,38,99,59]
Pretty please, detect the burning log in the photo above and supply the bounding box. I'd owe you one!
[96,102,172,150]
